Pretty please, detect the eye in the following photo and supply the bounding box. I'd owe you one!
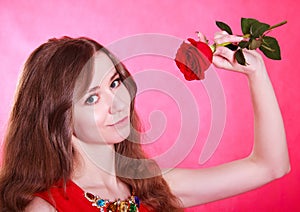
[110,78,121,89]
[85,94,99,105]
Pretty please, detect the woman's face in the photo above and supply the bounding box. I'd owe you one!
[72,51,131,145]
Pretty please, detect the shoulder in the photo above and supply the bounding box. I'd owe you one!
[25,196,56,212]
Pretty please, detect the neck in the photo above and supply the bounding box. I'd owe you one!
[71,136,130,199]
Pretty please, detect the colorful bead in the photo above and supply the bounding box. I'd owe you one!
[134,196,140,207]
[120,201,128,211]
[84,192,96,201]
[96,199,106,207]
[130,202,137,212]
[107,202,117,211]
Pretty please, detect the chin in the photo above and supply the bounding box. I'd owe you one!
[116,123,131,137]
[107,128,130,144]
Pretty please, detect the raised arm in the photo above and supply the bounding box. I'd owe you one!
[163,32,290,208]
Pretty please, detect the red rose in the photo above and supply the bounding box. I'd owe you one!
[175,38,213,81]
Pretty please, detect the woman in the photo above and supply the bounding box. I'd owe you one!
[0,33,290,211]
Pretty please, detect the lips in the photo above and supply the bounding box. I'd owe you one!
[108,116,129,126]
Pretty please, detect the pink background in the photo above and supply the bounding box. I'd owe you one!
[0,0,299,211]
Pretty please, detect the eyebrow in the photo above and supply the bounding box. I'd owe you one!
[86,71,119,94]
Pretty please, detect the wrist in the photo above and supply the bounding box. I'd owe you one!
[246,68,271,90]
[245,61,269,83]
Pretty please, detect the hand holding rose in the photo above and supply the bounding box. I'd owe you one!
[212,32,267,77]
[174,18,286,81]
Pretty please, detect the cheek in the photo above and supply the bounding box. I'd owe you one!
[73,106,107,143]
[120,85,132,108]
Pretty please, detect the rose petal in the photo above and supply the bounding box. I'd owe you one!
[187,38,213,63]
[175,41,211,81]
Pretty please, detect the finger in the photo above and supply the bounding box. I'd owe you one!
[213,54,234,70]
[214,46,235,62]
[214,32,243,45]
[214,31,228,39]
[196,31,208,43]
[213,47,243,72]
[213,47,235,70]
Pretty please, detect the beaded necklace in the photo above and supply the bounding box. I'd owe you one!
[84,191,140,212]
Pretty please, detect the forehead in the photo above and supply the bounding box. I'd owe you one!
[73,51,116,102]
[92,51,116,86]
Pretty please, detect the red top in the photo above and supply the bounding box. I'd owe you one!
[35,180,152,212]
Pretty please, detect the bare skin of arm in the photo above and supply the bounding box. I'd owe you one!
[25,197,56,212]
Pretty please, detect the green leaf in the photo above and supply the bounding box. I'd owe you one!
[216,21,232,35]
[250,21,270,38]
[225,44,238,51]
[241,18,258,35]
[238,41,249,49]
[259,36,281,60]
[234,49,247,65]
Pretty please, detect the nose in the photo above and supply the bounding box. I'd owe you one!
[108,91,128,114]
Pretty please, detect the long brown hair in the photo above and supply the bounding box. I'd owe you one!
[0,37,182,211]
